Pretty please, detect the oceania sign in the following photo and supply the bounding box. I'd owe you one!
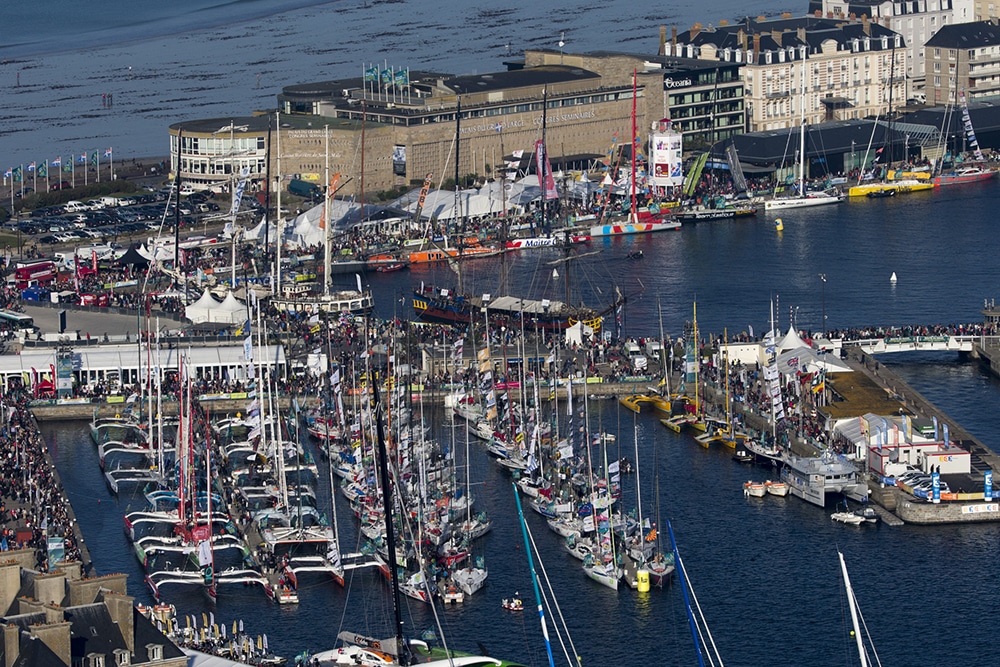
[664,77,693,89]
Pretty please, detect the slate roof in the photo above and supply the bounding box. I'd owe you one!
[8,636,66,667]
[66,603,128,660]
[678,16,903,52]
[132,607,186,664]
[925,20,1000,48]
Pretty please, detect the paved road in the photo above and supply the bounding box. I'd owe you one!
[22,304,143,339]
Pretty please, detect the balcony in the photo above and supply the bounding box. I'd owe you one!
[765,90,790,98]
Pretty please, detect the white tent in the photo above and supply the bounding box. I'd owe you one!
[778,325,809,352]
[215,291,248,325]
[184,289,222,324]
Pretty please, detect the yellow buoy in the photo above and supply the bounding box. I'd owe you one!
[636,568,651,593]
[774,217,784,231]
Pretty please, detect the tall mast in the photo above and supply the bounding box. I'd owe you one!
[839,551,869,667]
[799,63,806,197]
[360,100,366,227]
[275,111,283,297]
[455,96,462,233]
[541,86,548,232]
[324,125,331,296]
[372,373,407,665]
[631,69,638,223]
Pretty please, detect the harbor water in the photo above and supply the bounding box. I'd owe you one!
[41,182,1000,667]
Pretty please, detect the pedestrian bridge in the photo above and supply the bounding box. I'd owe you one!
[843,335,994,355]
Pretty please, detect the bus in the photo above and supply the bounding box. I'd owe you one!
[0,310,36,335]
[9,260,57,289]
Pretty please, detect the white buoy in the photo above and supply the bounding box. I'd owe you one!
[890,272,897,283]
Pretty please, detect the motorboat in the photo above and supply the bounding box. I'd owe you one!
[831,511,865,525]
[441,581,465,604]
[732,448,754,464]
[743,480,766,498]
[780,450,867,507]
[501,595,523,611]
[854,506,880,524]
[764,480,789,497]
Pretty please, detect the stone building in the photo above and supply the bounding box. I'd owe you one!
[0,553,186,667]
[807,0,976,96]
[924,18,1000,103]
[670,14,906,131]
[167,49,745,199]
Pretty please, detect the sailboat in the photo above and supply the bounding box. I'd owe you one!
[309,378,523,667]
[270,127,374,314]
[933,90,997,186]
[765,66,842,211]
[590,70,680,236]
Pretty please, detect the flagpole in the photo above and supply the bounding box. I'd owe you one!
[97,150,101,184]
[71,157,76,189]
[110,148,114,181]
[19,165,23,199]
[45,161,49,193]
[32,165,36,194]
[84,155,88,187]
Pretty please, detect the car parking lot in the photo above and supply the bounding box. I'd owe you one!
[5,186,262,248]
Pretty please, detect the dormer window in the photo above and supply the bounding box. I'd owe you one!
[113,650,130,667]
[882,36,889,49]
[146,645,164,662]
[87,654,105,667]
[853,38,860,52]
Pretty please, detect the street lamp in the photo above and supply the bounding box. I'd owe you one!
[818,273,827,338]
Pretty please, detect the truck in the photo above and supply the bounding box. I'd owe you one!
[624,342,649,373]
[287,178,321,199]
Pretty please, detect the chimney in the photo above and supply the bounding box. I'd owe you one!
[738,29,747,50]
[772,29,783,47]
[0,562,21,617]
[4,625,19,667]
[102,593,135,653]
[753,33,761,61]
[757,15,766,22]
[29,622,72,667]
[660,25,667,55]
[719,19,729,26]
[828,11,835,18]
[691,22,702,39]
[33,572,66,607]
[849,12,856,20]
[815,9,822,17]
[862,14,871,35]
[781,12,792,18]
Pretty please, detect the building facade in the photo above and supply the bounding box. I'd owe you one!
[807,0,976,96]
[925,19,1000,103]
[670,15,906,131]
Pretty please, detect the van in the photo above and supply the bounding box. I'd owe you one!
[64,200,86,212]
[624,342,649,372]
[99,196,120,207]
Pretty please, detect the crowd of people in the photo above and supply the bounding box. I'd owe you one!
[0,391,85,571]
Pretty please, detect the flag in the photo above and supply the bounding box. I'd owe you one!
[104,147,112,158]
[380,68,392,85]
[52,157,61,167]
[363,66,378,82]
[394,69,408,87]
[37,161,47,178]
[2,168,10,178]
[63,159,72,173]
[78,153,86,163]
[12,166,21,182]
[90,151,98,166]
[27,162,36,172]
